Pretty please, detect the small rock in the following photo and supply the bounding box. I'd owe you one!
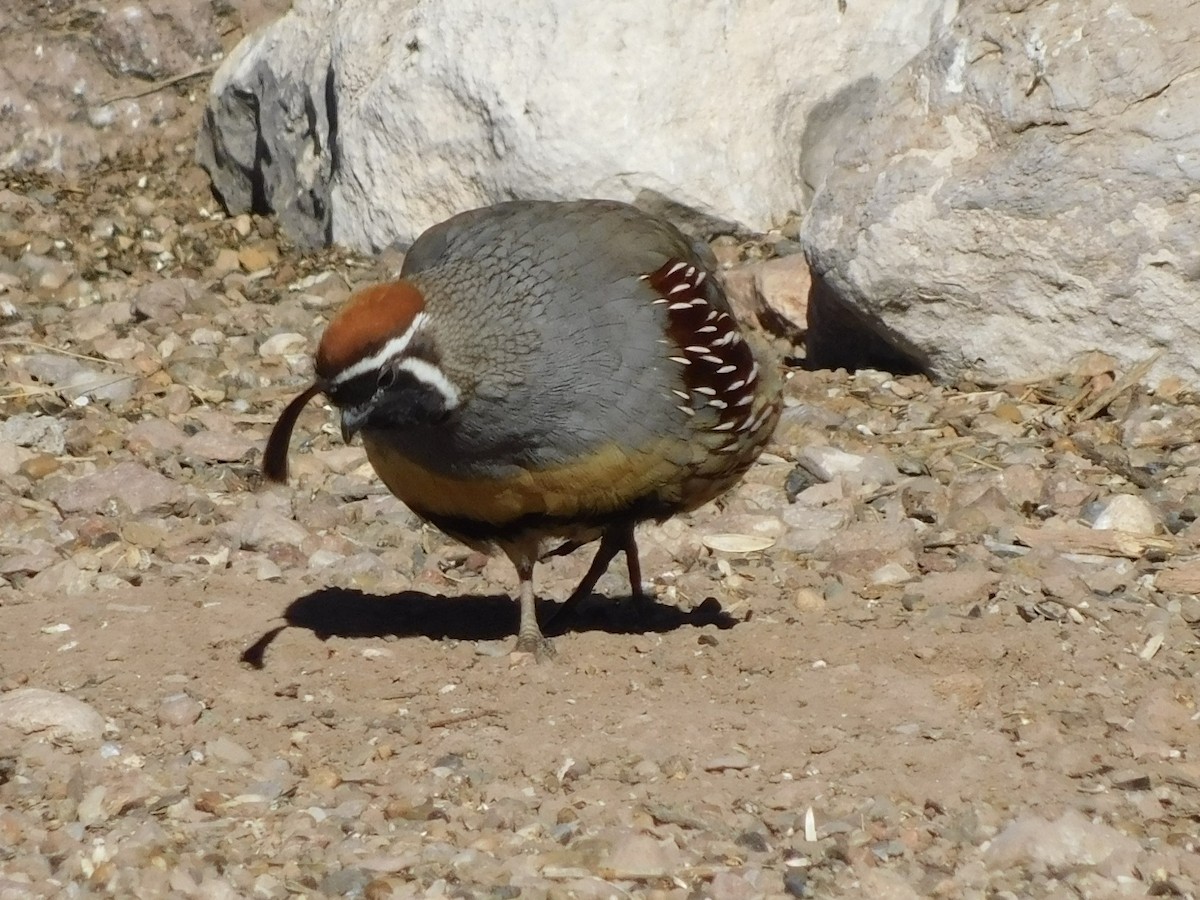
[0,544,60,577]
[0,688,106,744]
[1157,560,1200,595]
[707,870,757,900]
[238,243,277,272]
[259,332,307,358]
[0,413,66,454]
[206,736,255,767]
[19,453,60,480]
[125,419,188,454]
[796,445,867,482]
[212,247,241,275]
[190,326,224,345]
[222,508,311,551]
[133,279,200,325]
[783,869,808,898]
[158,692,203,727]
[180,430,256,462]
[869,562,912,586]
[51,461,186,515]
[22,353,133,404]
[320,869,373,898]
[907,567,999,608]
[0,441,34,476]
[702,533,777,554]
[724,253,810,346]
[26,559,95,596]
[1087,494,1159,535]
[704,752,752,772]
[603,830,679,879]
[983,808,1139,878]
[793,587,826,613]
[76,785,109,826]
[856,869,923,900]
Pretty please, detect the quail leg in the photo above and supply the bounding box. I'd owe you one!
[547,524,652,628]
[620,528,655,617]
[513,557,555,659]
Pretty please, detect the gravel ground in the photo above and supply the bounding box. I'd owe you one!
[3,49,1200,900]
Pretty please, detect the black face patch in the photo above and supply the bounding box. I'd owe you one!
[334,366,452,439]
[327,371,377,412]
[369,369,452,429]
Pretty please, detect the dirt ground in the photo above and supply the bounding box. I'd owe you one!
[2,5,1200,899]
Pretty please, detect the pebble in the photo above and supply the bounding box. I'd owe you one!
[179,430,256,462]
[157,692,204,727]
[602,831,679,878]
[1087,493,1159,535]
[856,869,924,899]
[238,243,277,272]
[133,279,199,325]
[795,445,868,481]
[703,752,752,772]
[221,508,311,551]
[869,562,912,586]
[259,332,307,358]
[125,418,188,454]
[51,461,186,515]
[983,808,1140,878]
[708,870,757,900]
[793,587,826,612]
[0,688,106,744]
[26,560,96,596]
[206,736,256,768]
[1,414,66,454]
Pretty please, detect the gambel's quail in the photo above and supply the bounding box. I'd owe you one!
[264,199,781,656]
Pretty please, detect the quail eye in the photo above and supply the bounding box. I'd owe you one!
[377,368,397,390]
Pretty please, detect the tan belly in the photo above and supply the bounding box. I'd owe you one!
[361,435,690,527]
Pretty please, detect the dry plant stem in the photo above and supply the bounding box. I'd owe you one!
[0,338,115,364]
[101,64,218,104]
[1074,351,1164,423]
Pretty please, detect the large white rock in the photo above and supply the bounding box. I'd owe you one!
[0,688,107,745]
[198,0,957,250]
[803,0,1200,385]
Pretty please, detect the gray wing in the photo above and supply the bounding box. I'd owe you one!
[400,200,721,474]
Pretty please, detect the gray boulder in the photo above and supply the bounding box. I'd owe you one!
[197,0,956,250]
[803,0,1200,385]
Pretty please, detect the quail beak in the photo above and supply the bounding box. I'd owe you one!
[339,406,369,445]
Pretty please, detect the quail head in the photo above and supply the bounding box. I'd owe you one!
[264,199,782,656]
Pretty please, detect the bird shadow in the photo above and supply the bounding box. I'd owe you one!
[241,588,737,669]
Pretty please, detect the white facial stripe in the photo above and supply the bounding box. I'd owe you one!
[332,312,429,385]
[397,357,461,409]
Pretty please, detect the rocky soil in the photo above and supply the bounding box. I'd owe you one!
[3,14,1200,900]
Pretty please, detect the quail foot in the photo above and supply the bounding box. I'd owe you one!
[264,199,782,657]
